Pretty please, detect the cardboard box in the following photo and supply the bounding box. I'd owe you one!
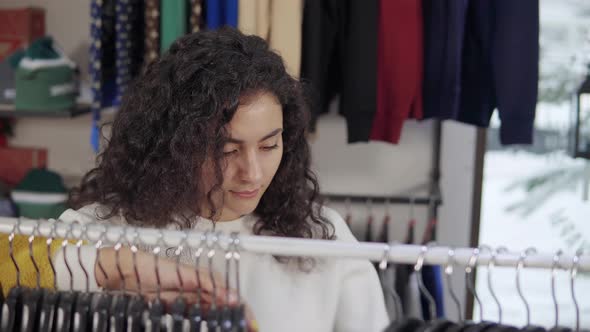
[0,7,45,62]
[0,147,48,187]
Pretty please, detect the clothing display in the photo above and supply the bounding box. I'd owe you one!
[237,0,302,77]
[421,0,468,121]
[370,0,423,145]
[300,0,379,143]
[458,0,539,145]
[205,0,238,29]
[160,0,188,53]
[50,204,388,332]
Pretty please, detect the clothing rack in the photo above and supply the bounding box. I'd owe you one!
[0,217,587,271]
[320,193,442,206]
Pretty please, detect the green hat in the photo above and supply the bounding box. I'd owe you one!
[11,168,68,219]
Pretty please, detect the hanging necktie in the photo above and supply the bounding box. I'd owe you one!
[89,0,103,152]
[144,0,160,66]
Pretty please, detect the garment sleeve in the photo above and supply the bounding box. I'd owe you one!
[0,233,63,296]
[321,207,390,331]
[334,260,390,332]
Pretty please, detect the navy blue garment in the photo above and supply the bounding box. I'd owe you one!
[458,0,539,145]
[206,0,238,29]
[419,265,445,320]
[422,0,468,120]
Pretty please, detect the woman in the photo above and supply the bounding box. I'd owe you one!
[2,28,388,331]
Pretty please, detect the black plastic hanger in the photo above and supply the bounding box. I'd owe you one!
[126,229,147,332]
[169,237,188,332]
[109,233,130,332]
[90,223,111,332]
[21,222,45,332]
[55,228,79,332]
[146,231,166,332]
[205,232,220,331]
[1,224,24,331]
[188,233,207,332]
[72,223,92,332]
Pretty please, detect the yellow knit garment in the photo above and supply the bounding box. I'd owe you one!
[0,234,75,296]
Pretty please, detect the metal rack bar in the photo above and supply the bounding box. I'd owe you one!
[0,217,587,271]
[320,193,442,205]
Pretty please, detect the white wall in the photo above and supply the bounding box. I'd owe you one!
[3,0,479,321]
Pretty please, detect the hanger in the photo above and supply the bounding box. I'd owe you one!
[570,249,584,332]
[378,243,403,322]
[109,228,130,332]
[548,250,571,332]
[169,231,189,332]
[377,198,391,243]
[364,198,374,242]
[444,247,463,322]
[220,232,234,332]
[461,248,496,332]
[188,232,207,332]
[54,221,80,332]
[90,222,110,332]
[1,221,24,331]
[146,229,165,332]
[344,198,352,228]
[230,232,247,332]
[21,220,44,332]
[486,247,520,332]
[126,226,147,332]
[420,244,457,332]
[517,248,545,332]
[38,220,60,332]
[72,221,92,332]
[206,231,221,331]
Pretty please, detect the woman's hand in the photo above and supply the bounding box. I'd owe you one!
[95,246,258,330]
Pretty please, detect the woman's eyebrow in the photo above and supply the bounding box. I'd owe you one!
[226,128,283,144]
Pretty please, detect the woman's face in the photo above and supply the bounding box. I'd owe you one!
[203,91,284,221]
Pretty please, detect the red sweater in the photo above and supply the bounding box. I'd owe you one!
[370,0,424,144]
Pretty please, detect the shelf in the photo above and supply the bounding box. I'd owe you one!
[0,103,91,118]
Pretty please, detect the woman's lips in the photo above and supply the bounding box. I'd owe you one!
[230,189,260,199]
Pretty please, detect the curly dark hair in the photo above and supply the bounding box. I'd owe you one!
[71,27,335,245]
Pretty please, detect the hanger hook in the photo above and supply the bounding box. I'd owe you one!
[207,231,219,310]
[175,231,188,299]
[113,227,127,292]
[9,220,21,288]
[414,245,437,320]
[75,221,90,293]
[230,232,242,305]
[129,227,142,296]
[28,220,42,289]
[62,222,76,292]
[224,233,234,308]
[466,247,483,321]
[571,248,584,332]
[551,249,563,328]
[516,247,537,326]
[482,245,506,324]
[445,246,463,322]
[92,222,110,288]
[385,197,392,217]
[152,229,167,301]
[194,231,207,307]
[46,221,58,290]
[379,243,403,320]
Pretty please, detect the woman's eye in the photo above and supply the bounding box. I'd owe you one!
[223,149,238,156]
[261,144,279,151]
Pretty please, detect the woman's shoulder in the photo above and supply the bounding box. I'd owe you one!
[58,203,126,225]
